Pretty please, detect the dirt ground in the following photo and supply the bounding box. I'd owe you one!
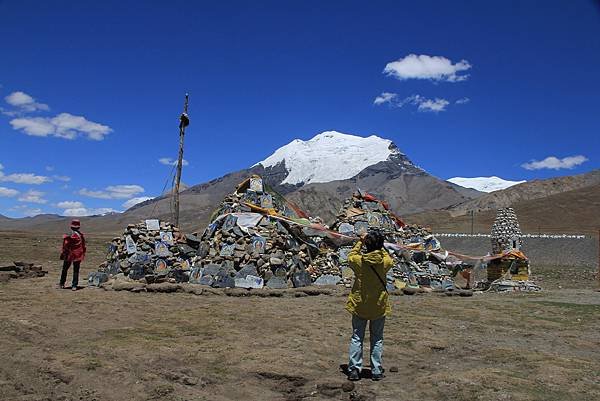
[1,232,599,401]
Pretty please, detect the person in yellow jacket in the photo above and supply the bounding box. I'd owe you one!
[345,230,393,381]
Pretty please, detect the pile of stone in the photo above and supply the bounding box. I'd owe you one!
[0,261,48,283]
[329,192,466,291]
[96,219,201,284]
[191,175,319,289]
[330,192,405,241]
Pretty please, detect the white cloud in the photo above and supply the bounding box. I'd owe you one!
[416,97,449,112]
[56,201,84,209]
[159,157,189,166]
[10,205,44,216]
[0,186,19,197]
[18,190,47,204]
[456,97,470,104]
[521,155,588,170]
[0,164,51,185]
[63,207,119,217]
[122,196,153,209]
[9,112,112,140]
[374,94,450,113]
[383,54,472,82]
[56,200,119,216]
[78,184,145,199]
[4,91,49,112]
[52,175,71,182]
[373,92,398,106]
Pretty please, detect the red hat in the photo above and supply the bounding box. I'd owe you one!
[70,219,81,228]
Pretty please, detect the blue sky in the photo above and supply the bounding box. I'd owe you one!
[0,0,599,217]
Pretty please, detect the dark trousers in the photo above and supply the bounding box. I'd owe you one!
[60,260,81,288]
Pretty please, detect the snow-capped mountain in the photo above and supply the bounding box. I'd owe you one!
[256,131,419,185]
[447,176,526,193]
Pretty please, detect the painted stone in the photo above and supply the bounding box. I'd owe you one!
[292,270,312,288]
[155,241,171,257]
[314,274,341,286]
[266,276,287,289]
[189,267,203,284]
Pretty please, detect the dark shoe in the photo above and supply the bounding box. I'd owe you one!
[372,372,384,381]
[347,369,360,381]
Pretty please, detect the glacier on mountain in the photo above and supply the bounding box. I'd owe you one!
[256,131,401,185]
[447,176,526,193]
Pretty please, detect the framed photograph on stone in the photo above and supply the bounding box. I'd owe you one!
[204,223,217,239]
[155,241,171,257]
[219,243,235,257]
[249,176,263,192]
[222,215,237,232]
[145,219,160,231]
[251,236,266,254]
[159,231,174,245]
[260,194,273,209]
[155,259,169,275]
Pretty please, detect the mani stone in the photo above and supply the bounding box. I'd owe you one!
[202,264,222,276]
[266,276,287,289]
[234,275,264,289]
[88,272,109,287]
[199,275,214,286]
[292,271,312,288]
[128,265,146,281]
[212,272,235,288]
[314,274,341,286]
[235,264,258,279]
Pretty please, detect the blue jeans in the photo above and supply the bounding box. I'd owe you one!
[348,315,385,375]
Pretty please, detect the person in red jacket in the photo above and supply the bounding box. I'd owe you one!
[59,219,86,290]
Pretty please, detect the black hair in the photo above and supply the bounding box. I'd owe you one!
[364,230,385,253]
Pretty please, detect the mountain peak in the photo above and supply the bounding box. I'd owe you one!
[256,130,405,185]
[447,176,526,193]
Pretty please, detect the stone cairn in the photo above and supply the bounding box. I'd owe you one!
[329,192,464,291]
[487,208,536,290]
[490,207,523,254]
[95,219,201,286]
[192,175,319,289]
[0,261,48,283]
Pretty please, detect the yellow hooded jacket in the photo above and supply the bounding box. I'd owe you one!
[345,240,393,320]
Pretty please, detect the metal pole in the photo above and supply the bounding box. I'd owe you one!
[174,93,189,227]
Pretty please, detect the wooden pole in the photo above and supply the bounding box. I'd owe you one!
[470,210,474,235]
[174,93,189,227]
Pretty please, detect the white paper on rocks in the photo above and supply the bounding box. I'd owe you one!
[145,219,160,231]
[232,212,263,232]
